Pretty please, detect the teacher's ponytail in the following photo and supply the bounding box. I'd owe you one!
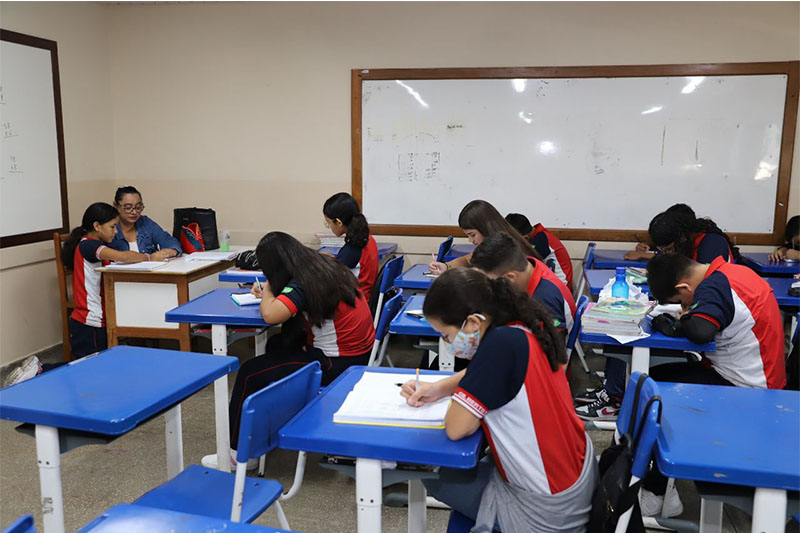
[61,202,119,268]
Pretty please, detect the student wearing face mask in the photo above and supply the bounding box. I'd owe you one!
[400,268,597,532]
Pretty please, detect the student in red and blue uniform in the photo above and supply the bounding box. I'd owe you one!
[400,268,597,531]
[323,192,378,302]
[471,232,576,338]
[61,203,169,357]
[506,213,573,290]
[203,232,375,470]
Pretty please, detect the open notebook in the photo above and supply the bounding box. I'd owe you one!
[333,371,450,429]
[230,293,261,306]
[185,251,238,261]
[103,261,169,271]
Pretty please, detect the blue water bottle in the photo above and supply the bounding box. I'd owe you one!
[611,267,629,299]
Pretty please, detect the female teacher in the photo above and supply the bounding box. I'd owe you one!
[108,186,182,257]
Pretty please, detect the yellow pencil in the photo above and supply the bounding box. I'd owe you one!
[415,367,420,390]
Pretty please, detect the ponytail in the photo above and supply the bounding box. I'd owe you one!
[423,267,566,371]
[61,202,119,268]
[323,192,370,249]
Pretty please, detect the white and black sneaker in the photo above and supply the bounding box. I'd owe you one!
[574,386,606,405]
[575,388,620,421]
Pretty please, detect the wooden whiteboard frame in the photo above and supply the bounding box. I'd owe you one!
[0,29,69,248]
[351,62,799,244]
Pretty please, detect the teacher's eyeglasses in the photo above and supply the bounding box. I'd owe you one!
[120,204,145,213]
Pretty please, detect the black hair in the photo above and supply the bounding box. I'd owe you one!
[457,200,541,260]
[323,192,370,249]
[114,186,142,205]
[648,209,739,260]
[784,215,800,249]
[61,202,119,267]
[423,267,566,371]
[471,232,530,275]
[255,231,360,327]
[504,213,533,236]
[646,253,695,304]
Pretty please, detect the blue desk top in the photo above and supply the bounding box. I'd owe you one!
[442,243,474,263]
[579,317,715,352]
[740,252,800,276]
[592,249,648,269]
[389,294,437,337]
[394,264,438,290]
[767,276,800,307]
[318,242,398,259]
[219,268,266,283]
[585,269,650,296]
[655,383,800,491]
[165,288,269,327]
[279,366,481,468]
[78,504,293,532]
[0,347,237,435]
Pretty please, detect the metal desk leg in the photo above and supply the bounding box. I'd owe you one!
[408,479,427,533]
[699,499,723,533]
[255,328,267,357]
[438,339,454,372]
[165,405,184,478]
[35,425,64,533]
[356,458,382,532]
[212,323,232,473]
[630,346,650,375]
[751,487,786,533]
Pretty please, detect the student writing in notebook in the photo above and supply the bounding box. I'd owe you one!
[322,192,379,302]
[108,186,181,257]
[201,232,375,470]
[505,212,573,290]
[767,215,800,261]
[427,200,541,274]
[400,268,597,532]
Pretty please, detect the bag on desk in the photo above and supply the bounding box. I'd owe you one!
[236,249,259,270]
[173,207,219,250]
[179,223,205,254]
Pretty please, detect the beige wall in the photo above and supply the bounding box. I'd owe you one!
[1,1,798,364]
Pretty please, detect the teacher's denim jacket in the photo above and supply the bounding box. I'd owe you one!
[109,215,182,255]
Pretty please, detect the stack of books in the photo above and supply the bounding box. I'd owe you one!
[315,233,345,247]
[582,299,654,336]
[625,267,648,285]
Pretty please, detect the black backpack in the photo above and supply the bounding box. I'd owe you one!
[589,374,662,533]
[173,207,219,250]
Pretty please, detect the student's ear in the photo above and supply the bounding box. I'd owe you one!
[463,313,485,333]
[674,281,693,297]
[503,271,517,283]
[93,221,101,232]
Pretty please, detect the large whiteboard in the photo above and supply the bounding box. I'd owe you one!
[358,68,796,240]
[0,30,68,247]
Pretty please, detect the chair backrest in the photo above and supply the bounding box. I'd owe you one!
[582,242,596,269]
[375,289,404,343]
[1,515,34,533]
[616,372,662,478]
[236,361,322,463]
[566,294,590,351]
[53,232,74,362]
[436,236,454,263]
[378,255,405,295]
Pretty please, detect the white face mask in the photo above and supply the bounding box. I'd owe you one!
[449,314,486,360]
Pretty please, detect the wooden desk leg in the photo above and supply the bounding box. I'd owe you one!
[35,425,65,533]
[177,280,191,352]
[104,276,119,347]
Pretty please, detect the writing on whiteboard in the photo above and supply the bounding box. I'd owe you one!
[398,152,440,182]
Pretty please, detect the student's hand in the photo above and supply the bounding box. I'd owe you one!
[400,380,444,407]
[251,283,263,298]
[319,251,335,257]
[635,242,650,252]
[150,249,172,261]
[624,250,651,261]
[429,261,448,275]
[768,247,788,261]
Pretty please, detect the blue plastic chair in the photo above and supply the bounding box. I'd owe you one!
[134,362,323,527]
[437,236,454,263]
[566,295,591,373]
[445,509,474,532]
[372,255,405,329]
[1,516,33,533]
[573,242,596,300]
[368,289,404,367]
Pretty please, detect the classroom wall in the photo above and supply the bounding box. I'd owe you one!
[1,1,798,365]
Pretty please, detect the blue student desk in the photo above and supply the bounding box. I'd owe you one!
[317,242,398,259]
[656,383,800,533]
[584,269,650,296]
[442,243,474,262]
[766,276,800,308]
[394,263,438,291]
[278,366,482,533]
[219,268,265,283]
[166,288,271,473]
[738,252,800,276]
[389,294,453,371]
[78,504,294,532]
[591,249,648,269]
[0,346,237,533]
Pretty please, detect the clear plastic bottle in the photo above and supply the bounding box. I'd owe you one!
[611,266,629,299]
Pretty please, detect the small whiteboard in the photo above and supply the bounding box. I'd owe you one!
[0,30,68,248]
[353,64,798,243]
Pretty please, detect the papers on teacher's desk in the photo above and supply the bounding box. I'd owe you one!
[185,251,239,261]
[103,261,169,271]
[333,371,450,429]
[230,293,261,306]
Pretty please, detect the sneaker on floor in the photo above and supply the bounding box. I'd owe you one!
[575,389,620,421]
[4,356,42,387]
[574,386,606,404]
[639,486,684,518]
[201,450,259,471]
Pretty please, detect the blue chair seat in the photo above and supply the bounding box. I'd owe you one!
[135,465,283,523]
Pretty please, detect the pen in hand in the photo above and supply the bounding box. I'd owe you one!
[415,367,420,391]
